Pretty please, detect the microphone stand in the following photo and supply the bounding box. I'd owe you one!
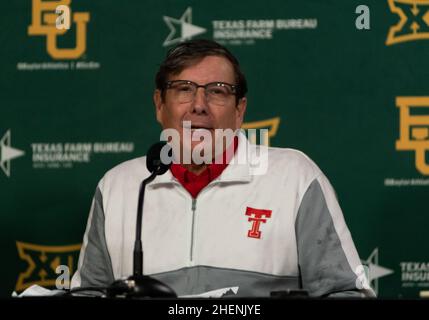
[106,164,177,298]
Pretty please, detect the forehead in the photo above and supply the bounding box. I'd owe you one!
[169,55,236,84]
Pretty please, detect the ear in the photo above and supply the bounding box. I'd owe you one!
[235,97,247,129]
[153,89,163,124]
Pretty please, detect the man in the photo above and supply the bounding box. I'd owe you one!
[71,39,374,298]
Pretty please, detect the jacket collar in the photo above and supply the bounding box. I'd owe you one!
[148,131,253,187]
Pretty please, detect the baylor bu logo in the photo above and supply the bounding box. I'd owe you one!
[245,207,272,239]
[16,242,81,291]
[242,117,280,146]
[396,97,429,175]
[386,0,429,45]
[28,0,90,59]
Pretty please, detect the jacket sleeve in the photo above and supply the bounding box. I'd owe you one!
[294,174,376,298]
[71,186,115,289]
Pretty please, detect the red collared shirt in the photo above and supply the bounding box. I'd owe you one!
[170,137,238,198]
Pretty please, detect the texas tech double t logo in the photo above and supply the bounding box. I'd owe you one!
[245,207,272,239]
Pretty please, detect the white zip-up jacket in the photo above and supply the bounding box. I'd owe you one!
[71,133,375,297]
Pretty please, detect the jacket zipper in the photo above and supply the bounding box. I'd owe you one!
[188,183,218,264]
[190,198,197,263]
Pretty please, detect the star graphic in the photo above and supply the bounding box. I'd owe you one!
[163,7,206,47]
[1,130,25,177]
[362,248,394,295]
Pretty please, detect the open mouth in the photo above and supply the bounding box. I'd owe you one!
[183,123,213,131]
[182,122,214,136]
[191,126,212,131]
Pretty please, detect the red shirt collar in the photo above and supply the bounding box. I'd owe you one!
[170,136,238,198]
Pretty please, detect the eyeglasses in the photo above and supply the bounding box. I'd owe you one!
[165,80,238,106]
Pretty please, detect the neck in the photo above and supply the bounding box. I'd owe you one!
[182,163,208,175]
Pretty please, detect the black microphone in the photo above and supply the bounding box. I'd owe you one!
[106,141,177,298]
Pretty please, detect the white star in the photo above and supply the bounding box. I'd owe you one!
[163,7,206,47]
[362,248,394,295]
[1,130,25,177]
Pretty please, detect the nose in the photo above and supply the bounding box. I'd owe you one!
[191,87,209,114]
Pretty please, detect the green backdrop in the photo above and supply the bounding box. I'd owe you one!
[1,0,428,298]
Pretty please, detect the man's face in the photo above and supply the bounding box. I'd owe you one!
[154,55,247,161]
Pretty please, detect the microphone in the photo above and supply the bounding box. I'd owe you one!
[106,141,177,298]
